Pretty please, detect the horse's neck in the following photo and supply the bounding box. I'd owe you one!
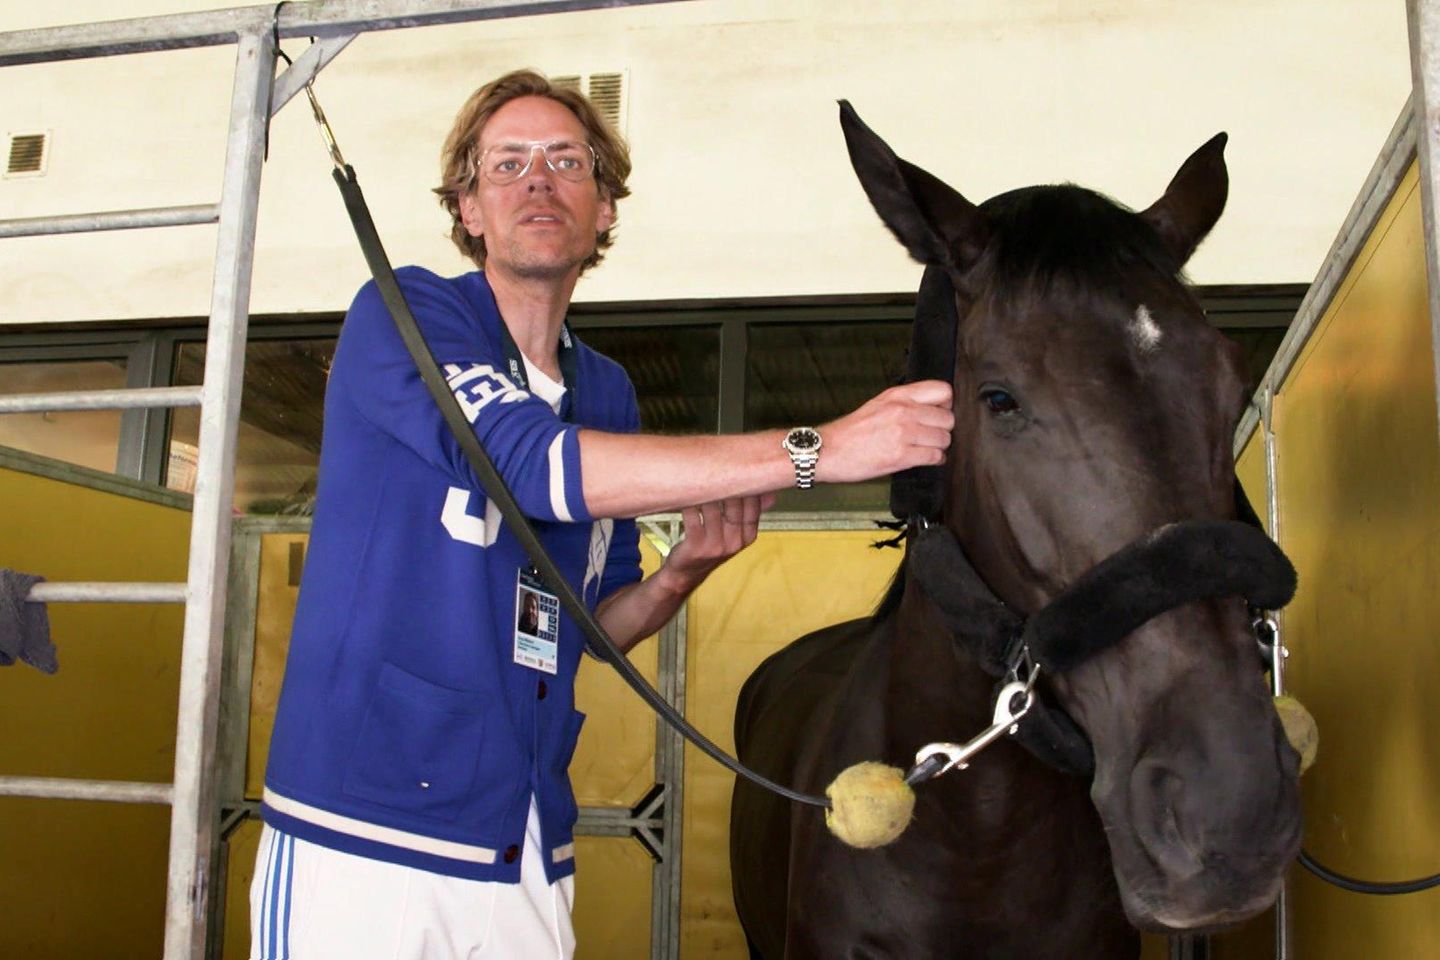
[883,570,1000,756]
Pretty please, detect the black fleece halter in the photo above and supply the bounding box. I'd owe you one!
[892,268,1297,778]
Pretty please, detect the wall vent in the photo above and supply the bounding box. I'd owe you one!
[6,132,48,177]
[552,72,628,135]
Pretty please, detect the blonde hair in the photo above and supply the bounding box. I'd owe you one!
[434,69,632,273]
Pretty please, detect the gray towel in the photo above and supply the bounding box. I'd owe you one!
[0,570,58,674]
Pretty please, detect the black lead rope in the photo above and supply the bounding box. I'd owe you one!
[1298,852,1440,896]
[330,163,829,811]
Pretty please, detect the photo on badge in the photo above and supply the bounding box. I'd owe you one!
[514,568,560,674]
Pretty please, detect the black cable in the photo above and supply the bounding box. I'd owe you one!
[1298,850,1440,896]
[331,164,831,810]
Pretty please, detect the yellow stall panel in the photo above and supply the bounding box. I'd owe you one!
[678,528,900,958]
[572,533,663,810]
[0,456,190,959]
[574,835,656,959]
[1268,161,1440,955]
[223,817,264,960]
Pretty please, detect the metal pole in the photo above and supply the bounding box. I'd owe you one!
[0,204,218,239]
[653,515,685,960]
[162,27,273,960]
[1409,0,1440,456]
[0,0,693,67]
[28,582,187,603]
[0,776,174,804]
[1258,384,1292,960]
[0,386,202,414]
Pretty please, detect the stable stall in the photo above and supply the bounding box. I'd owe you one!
[1221,93,1440,956]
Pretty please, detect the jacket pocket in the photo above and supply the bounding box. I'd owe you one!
[342,662,485,821]
[549,709,586,826]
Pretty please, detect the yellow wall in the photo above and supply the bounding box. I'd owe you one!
[1269,161,1440,955]
[679,529,902,957]
[1215,162,1440,957]
[0,457,190,959]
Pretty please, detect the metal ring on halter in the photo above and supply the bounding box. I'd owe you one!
[1253,613,1284,670]
[905,678,1036,784]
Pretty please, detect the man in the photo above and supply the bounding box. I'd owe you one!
[252,70,953,959]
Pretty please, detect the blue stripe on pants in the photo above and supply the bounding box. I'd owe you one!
[281,835,295,959]
[257,827,277,956]
[268,830,285,959]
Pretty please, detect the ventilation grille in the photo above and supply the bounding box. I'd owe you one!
[551,72,627,134]
[6,132,47,176]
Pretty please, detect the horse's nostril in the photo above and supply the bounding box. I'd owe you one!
[1130,759,1204,878]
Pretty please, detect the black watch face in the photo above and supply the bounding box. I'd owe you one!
[789,429,819,451]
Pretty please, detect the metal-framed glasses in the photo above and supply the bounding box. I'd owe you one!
[476,139,597,185]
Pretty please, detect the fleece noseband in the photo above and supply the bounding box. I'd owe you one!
[908,517,1297,777]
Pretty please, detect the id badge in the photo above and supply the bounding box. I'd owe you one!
[514,567,559,675]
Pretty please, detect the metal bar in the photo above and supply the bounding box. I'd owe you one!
[0,776,173,804]
[116,336,164,480]
[0,386,202,414]
[0,205,218,239]
[216,526,263,808]
[1255,383,1290,960]
[0,0,691,66]
[717,318,748,433]
[653,515,684,960]
[1233,407,1260,460]
[142,332,183,487]
[163,29,273,960]
[574,808,665,837]
[1410,0,1440,453]
[27,581,188,603]
[270,34,354,116]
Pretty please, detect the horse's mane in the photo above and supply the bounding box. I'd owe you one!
[872,559,907,623]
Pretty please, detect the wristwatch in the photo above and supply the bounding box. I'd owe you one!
[781,426,823,490]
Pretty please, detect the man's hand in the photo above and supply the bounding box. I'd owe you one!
[815,379,954,484]
[656,494,774,595]
[596,493,774,651]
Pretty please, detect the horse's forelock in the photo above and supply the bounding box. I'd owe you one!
[973,186,1184,305]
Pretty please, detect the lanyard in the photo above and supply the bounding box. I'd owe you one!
[493,313,580,420]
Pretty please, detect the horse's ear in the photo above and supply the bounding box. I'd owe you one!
[839,100,987,271]
[1140,132,1229,267]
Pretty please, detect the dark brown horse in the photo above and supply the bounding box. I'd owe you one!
[729,105,1303,959]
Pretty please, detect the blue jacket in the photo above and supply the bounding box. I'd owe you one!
[262,268,642,883]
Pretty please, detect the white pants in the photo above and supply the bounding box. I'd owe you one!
[249,801,575,960]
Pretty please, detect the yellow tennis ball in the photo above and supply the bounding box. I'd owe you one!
[824,761,915,849]
[1274,695,1318,775]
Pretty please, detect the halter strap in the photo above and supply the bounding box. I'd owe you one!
[907,512,1297,779]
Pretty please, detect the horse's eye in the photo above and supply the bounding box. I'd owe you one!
[980,388,1021,416]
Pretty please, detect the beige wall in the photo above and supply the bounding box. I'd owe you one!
[0,0,1411,322]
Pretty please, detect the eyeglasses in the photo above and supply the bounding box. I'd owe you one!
[476,139,597,185]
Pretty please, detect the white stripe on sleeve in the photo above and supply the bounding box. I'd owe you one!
[548,433,573,522]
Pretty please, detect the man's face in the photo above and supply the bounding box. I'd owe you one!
[459,95,615,282]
